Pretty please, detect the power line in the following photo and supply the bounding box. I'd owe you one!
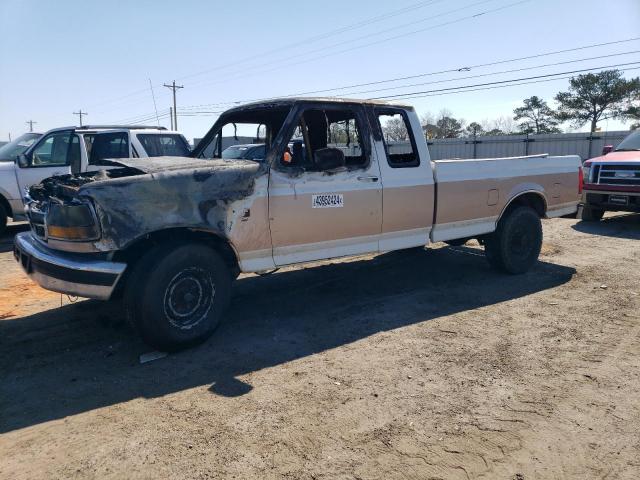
[149,78,160,126]
[370,61,640,99]
[177,0,446,83]
[83,0,444,111]
[172,63,640,118]
[73,110,88,127]
[388,66,640,100]
[267,37,640,99]
[178,40,640,110]
[327,50,640,98]
[112,36,640,125]
[93,0,530,114]
[185,0,528,92]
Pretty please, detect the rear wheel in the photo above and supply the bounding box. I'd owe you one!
[124,242,232,351]
[581,205,604,222]
[0,203,7,236]
[484,206,542,274]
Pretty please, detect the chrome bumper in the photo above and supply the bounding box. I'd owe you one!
[13,232,126,300]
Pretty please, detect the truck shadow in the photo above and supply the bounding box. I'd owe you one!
[0,246,575,433]
[0,223,29,253]
[572,213,640,240]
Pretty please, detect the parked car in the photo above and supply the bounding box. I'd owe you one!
[0,132,42,162]
[0,126,189,234]
[580,130,640,221]
[221,143,266,161]
[14,98,581,350]
[0,133,43,232]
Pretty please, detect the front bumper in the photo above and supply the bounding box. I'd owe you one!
[581,189,640,213]
[13,232,126,300]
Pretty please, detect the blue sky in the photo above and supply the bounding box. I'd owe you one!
[1,0,639,142]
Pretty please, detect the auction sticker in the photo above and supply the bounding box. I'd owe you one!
[312,194,344,208]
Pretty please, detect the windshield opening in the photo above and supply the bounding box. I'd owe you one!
[196,106,290,160]
[0,133,42,161]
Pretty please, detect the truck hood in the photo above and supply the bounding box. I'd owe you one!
[100,156,255,174]
[27,155,265,252]
[588,151,640,163]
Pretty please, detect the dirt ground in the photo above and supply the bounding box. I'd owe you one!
[1,215,639,480]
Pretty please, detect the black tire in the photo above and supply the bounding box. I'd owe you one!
[0,203,7,237]
[484,206,542,274]
[124,242,231,351]
[581,205,605,222]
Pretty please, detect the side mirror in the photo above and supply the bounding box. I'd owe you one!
[16,154,30,168]
[314,148,345,171]
[602,145,613,155]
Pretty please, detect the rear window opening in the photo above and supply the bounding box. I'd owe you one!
[136,134,191,157]
[376,109,420,168]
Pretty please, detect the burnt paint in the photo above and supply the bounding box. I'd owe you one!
[36,156,265,252]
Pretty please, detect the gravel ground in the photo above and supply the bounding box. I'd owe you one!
[1,215,639,479]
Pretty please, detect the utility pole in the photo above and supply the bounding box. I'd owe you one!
[163,80,183,130]
[169,107,174,130]
[25,120,37,132]
[73,110,88,127]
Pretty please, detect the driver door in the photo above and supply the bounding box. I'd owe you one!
[268,103,382,266]
[16,130,78,198]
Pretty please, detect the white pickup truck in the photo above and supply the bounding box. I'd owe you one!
[0,126,190,233]
[14,98,581,350]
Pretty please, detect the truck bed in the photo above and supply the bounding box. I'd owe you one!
[431,154,581,242]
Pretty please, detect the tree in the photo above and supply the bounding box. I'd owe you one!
[480,116,517,135]
[625,94,640,129]
[422,123,440,139]
[513,96,561,134]
[555,70,640,132]
[380,116,409,142]
[465,122,484,136]
[436,111,465,138]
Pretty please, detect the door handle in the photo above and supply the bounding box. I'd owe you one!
[357,176,379,183]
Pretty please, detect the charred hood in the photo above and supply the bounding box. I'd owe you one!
[28,157,263,202]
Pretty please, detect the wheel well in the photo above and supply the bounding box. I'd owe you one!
[111,228,240,298]
[0,194,11,219]
[501,192,546,220]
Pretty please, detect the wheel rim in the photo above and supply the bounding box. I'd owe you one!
[163,267,216,330]
[509,224,535,259]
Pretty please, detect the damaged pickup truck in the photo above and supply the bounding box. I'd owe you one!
[14,98,581,350]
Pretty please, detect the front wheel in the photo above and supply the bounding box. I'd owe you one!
[484,206,542,274]
[581,205,604,222]
[0,203,7,237]
[124,243,232,351]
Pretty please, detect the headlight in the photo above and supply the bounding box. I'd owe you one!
[46,203,100,241]
[582,164,591,184]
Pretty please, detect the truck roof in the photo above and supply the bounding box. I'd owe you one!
[223,97,414,114]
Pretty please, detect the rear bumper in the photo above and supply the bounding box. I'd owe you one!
[13,232,126,300]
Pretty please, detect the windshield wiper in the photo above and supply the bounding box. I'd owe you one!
[615,148,640,152]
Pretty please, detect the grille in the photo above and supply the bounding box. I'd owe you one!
[596,164,640,186]
[27,204,47,240]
